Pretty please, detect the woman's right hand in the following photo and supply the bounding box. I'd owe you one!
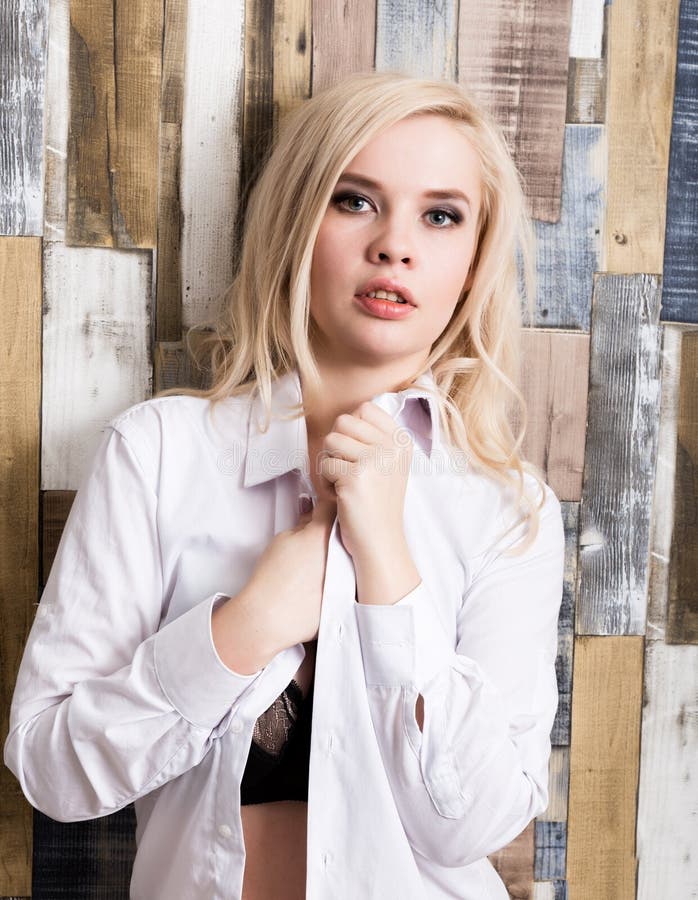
[211,497,337,674]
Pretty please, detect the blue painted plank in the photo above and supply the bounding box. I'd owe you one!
[534,821,567,881]
[661,0,698,322]
[375,0,457,80]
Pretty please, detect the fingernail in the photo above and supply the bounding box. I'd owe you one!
[298,493,313,515]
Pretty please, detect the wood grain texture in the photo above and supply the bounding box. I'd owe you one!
[568,0,604,58]
[43,0,69,243]
[567,636,643,900]
[241,0,275,204]
[604,0,680,273]
[552,503,578,746]
[375,0,457,81]
[660,0,698,322]
[67,0,163,248]
[647,324,684,641]
[0,238,41,895]
[41,244,152,490]
[153,336,212,393]
[156,0,188,342]
[667,330,698,643]
[533,124,606,330]
[273,0,311,131]
[577,275,662,635]
[41,491,76,586]
[0,0,48,236]
[566,58,605,124]
[180,0,244,329]
[519,331,589,502]
[539,747,570,822]
[534,821,566,881]
[489,821,534,900]
[458,0,573,222]
[636,641,698,899]
[311,0,376,94]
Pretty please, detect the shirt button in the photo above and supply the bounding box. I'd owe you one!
[322,851,333,867]
[218,823,233,838]
[326,733,334,755]
[230,718,243,734]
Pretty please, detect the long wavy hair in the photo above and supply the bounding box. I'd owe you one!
[158,70,547,552]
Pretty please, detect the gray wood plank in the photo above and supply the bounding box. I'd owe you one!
[375,0,457,81]
[534,821,566,881]
[577,275,663,635]
[0,0,49,235]
[552,502,578,746]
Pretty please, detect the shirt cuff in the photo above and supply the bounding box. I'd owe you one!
[355,580,453,690]
[154,593,263,729]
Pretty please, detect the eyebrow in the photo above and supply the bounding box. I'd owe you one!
[335,172,473,210]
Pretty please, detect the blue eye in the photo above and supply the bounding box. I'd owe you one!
[333,193,372,213]
[427,208,460,227]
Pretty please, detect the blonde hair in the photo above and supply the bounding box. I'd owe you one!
[159,70,547,553]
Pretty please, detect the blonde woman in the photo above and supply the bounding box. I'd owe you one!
[5,72,565,899]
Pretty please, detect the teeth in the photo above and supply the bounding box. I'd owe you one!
[366,290,407,304]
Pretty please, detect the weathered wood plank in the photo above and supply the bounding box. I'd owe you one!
[156,0,188,342]
[577,275,662,635]
[647,325,684,641]
[0,0,48,236]
[534,821,566,881]
[552,503,579,746]
[458,0,573,222]
[567,636,643,900]
[43,0,69,243]
[0,238,41,895]
[180,0,244,329]
[568,0,604,59]
[532,884,555,900]
[375,0,457,81]
[41,491,76,586]
[539,747,569,823]
[636,641,698,899]
[660,0,698,322]
[241,0,275,203]
[519,332,589,502]
[153,335,212,393]
[273,0,311,131]
[311,0,376,94]
[604,0,680,273]
[41,245,152,490]
[488,821,534,900]
[533,124,605,330]
[67,0,163,248]
[566,58,605,124]
[667,330,698,643]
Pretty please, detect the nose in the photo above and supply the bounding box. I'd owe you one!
[367,216,415,266]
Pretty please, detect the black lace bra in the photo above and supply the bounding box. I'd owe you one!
[239,676,314,805]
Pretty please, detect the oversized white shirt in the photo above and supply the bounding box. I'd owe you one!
[5,367,565,900]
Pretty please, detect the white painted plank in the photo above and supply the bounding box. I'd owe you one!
[0,0,49,235]
[636,642,698,899]
[180,0,245,329]
[42,245,152,489]
[568,0,604,58]
[533,123,606,330]
[375,0,457,81]
[532,882,556,900]
[43,0,69,243]
[539,747,570,822]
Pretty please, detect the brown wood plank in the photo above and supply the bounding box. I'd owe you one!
[41,491,76,585]
[566,58,606,124]
[458,0,573,222]
[489,820,534,900]
[0,237,41,895]
[67,0,163,248]
[667,330,698,643]
[311,0,376,94]
[153,336,212,393]
[518,331,589,502]
[156,0,188,342]
[604,0,680,273]
[577,275,662,635]
[273,0,311,132]
[567,636,643,900]
[241,0,275,206]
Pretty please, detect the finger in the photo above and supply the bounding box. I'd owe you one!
[322,432,368,462]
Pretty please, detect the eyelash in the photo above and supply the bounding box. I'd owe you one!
[331,192,463,228]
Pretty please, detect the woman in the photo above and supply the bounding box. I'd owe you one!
[5,72,565,899]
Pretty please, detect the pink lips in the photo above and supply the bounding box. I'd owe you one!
[355,278,417,307]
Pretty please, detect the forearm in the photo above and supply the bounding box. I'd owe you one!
[211,589,285,674]
[353,537,421,606]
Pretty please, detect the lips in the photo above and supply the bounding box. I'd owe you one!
[355,278,417,307]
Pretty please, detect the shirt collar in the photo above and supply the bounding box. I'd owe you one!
[243,368,442,488]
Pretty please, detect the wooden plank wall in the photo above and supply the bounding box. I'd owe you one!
[0,1,696,897]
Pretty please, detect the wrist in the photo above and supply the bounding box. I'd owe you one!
[211,589,285,674]
[353,539,421,606]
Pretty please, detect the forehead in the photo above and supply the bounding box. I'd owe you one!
[339,114,482,204]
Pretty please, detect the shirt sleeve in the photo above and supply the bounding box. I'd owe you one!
[354,481,565,868]
[3,421,263,823]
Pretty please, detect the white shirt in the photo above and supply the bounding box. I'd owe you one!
[5,367,565,900]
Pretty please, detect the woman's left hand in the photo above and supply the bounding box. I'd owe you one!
[317,401,413,564]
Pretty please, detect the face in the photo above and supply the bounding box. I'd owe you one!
[309,113,483,370]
